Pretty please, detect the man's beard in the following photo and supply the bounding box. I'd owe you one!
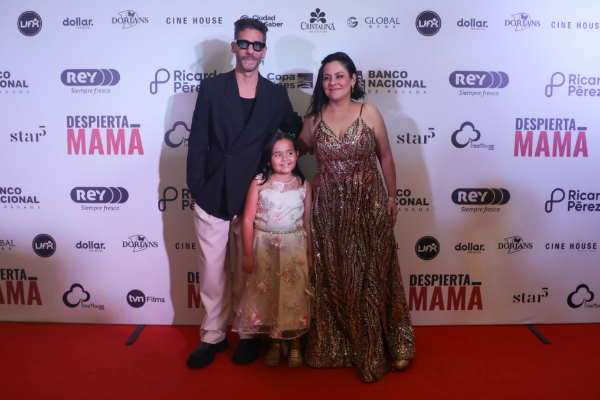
[238,54,262,72]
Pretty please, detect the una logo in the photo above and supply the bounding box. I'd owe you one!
[416,11,441,36]
[164,121,190,148]
[63,284,90,308]
[567,285,594,308]
[127,289,146,308]
[452,122,480,148]
[61,69,120,86]
[452,189,510,205]
[415,236,440,260]
[70,187,129,203]
[18,11,42,36]
[32,234,56,257]
[449,71,509,88]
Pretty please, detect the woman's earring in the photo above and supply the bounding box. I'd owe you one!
[351,86,354,94]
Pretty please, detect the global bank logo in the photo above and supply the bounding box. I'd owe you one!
[112,10,148,29]
[545,72,600,98]
[149,68,221,94]
[449,71,509,97]
[452,122,494,150]
[18,11,42,36]
[347,16,400,29]
[61,69,120,95]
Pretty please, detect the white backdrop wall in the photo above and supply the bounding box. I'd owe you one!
[1,0,599,326]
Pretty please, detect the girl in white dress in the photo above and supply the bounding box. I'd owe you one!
[232,132,312,367]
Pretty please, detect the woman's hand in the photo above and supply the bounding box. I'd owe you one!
[242,254,255,274]
[388,198,398,227]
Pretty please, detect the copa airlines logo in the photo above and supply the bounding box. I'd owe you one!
[452,122,494,150]
[241,15,282,28]
[149,68,220,94]
[505,13,540,31]
[567,285,598,309]
[266,72,313,89]
[112,10,148,29]
[158,187,194,211]
[32,234,56,258]
[0,268,42,306]
[545,72,600,98]
[66,115,144,155]
[0,71,30,94]
[165,121,189,148]
[545,189,600,213]
[514,118,588,158]
[63,17,93,29]
[123,235,158,252]
[416,11,441,36]
[18,11,42,36]
[70,187,128,213]
[61,69,120,95]
[1,187,40,210]
[452,188,510,214]
[301,8,335,32]
[360,70,427,95]
[347,16,400,29]
[498,236,533,254]
[63,284,104,310]
[449,71,509,97]
[409,274,482,311]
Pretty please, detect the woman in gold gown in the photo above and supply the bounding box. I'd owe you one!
[298,52,415,383]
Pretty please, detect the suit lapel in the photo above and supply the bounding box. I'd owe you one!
[224,70,245,145]
[230,74,273,150]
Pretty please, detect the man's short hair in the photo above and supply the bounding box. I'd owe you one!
[234,18,268,42]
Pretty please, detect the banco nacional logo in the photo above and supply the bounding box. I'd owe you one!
[61,69,120,86]
[416,11,441,36]
[165,121,190,148]
[18,11,42,36]
[506,13,540,32]
[70,187,129,203]
[63,283,90,308]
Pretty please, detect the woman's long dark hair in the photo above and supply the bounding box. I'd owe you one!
[305,52,365,122]
[259,132,305,186]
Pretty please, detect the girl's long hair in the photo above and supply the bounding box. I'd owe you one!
[259,132,305,185]
[305,52,365,122]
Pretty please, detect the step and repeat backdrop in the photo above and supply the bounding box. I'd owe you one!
[1,0,599,326]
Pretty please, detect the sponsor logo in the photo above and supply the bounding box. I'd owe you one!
[70,187,129,209]
[409,274,482,311]
[415,236,440,260]
[10,125,46,143]
[361,70,427,95]
[266,72,313,89]
[0,269,42,305]
[63,17,93,29]
[123,235,158,253]
[112,10,148,29]
[187,272,204,309]
[165,121,190,148]
[396,189,431,212]
[397,127,435,145]
[505,13,540,31]
[455,242,485,254]
[176,242,197,250]
[66,115,144,155]
[61,69,120,95]
[498,236,533,254]
[545,242,597,252]
[452,189,510,214]
[301,8,335,32]
[76,241,106,252]
[457,18,488,30]
[347,17,358,28]
[514,118,588,158]
[127,289,165,308]
[0,187,41,210]
[0,71,30,94]
[545,72,600,98]
[149,68,221,94]
[567,285,598,309]
[166,16,223,26]
[513,287,548,303]
[545,188,600,213]
[63,284,104,310]
[240,15,282,28]
[32,234,56,258]
[18,11,42,36]
[452,122,494,150]
[551,20,600,31]
[347,16,400,29]
[0,240,16,251]
[416,11,441,36]
[449,71,508,97]
[158,187,195,212]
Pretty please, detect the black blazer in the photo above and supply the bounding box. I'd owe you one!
[186,70,302,220]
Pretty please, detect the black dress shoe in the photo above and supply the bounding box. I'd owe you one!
[232,338,261,365]
[187,338,229,368]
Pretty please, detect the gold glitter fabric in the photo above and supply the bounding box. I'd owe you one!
[305,117,415,383]
[232,176,311,339]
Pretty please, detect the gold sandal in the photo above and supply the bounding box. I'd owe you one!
[286,338,303,368]
[393,359,410,371]
[263,340,282,367]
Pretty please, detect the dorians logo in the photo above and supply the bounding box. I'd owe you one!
[67,115,144,155]
[112,10,148,29]
[545,189,600,213]
[123,235,158,252]
[514,118,588,158]
[505,13,540,31]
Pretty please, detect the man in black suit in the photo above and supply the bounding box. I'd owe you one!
[186,18,302,368]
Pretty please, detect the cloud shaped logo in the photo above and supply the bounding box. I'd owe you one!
[567,284,594,308]
[63,283,91,308]
[164,121,190,148]
[452,122,481,148]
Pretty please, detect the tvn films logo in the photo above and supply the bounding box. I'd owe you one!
[112,10,148,29]
[0,71,30,95]
[415,236,440,260]
[32,234,55,258]
[0,269,42,306]
[505,13,540,31]
[545,189,600,213]
[166,16,223,26]
[514,118,588,158]
[449,71,509,97]
[498,236,533,254]
[266,72,313,89]
[158,187,195,211]
[347,16,400,29]
[546,72,600,98]
[360,70,427,95]
[452,122,494,150]
[396,189,431,212]
[61,69,120,95]
[452,188,510,213]
[241,15,282,28]
[567,285,598,309]
[63,284,104,310]
[18,11,42,36]
[150,69,221,94]
[63,17,93,29]
[127,289,165,308]
[397,128,435,145]
[123,235,158,253]
[1,187,41,210]
[67,115,144,155]
[416,11,441,36]
[301,8,335,32]
[165,121,189,148]
[10,125,46,143]
[70,187,128,212]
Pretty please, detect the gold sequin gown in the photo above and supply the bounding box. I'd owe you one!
[305,114,415,383]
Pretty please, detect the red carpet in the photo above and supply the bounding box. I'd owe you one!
[0,323,598,399]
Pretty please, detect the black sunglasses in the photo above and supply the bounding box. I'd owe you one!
[236,39,266,51]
